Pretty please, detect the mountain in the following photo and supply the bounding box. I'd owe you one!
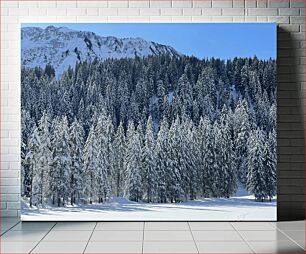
[21,26,182,78]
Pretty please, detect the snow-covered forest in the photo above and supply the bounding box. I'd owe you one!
[21,55,277,207]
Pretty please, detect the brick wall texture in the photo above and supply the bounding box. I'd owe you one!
[0,0,305,220]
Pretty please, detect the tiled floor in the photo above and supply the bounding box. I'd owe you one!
[0,219,304,253]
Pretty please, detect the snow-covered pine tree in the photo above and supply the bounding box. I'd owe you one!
[126,120,136,142]
[211,121,222,197]
[268,103,276,132]
[126,126,143,202]
[113,121,126,197]
[219,106,237,198]
[233,99,251,185]
[36,111,52,205]
[157,80,166,120]
[246,128,267,201]
[97,149,111,203]
[129,93,141,124]
[25,125,41,207]
[248,70,262,104]
[95,113,112,202]
[123,120,135,195]
[51,116,71,206]
[83,125,99,204]
[177,73,193,118]
[69,118,85,204]
[256,90,270,131]
[167,117,183,202]
[142,116,158,202]
[21,110,35,197]
[182,117,198,200]
[202,95,215,122]
[155,117,169,203]
[240,64,249,98]
[202,119,215,197]
[197,117,210,197]
[105,114,115,187]
[264,130,277,201]
[198,67,216,108]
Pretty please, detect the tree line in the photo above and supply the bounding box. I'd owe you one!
[21,55,277,207]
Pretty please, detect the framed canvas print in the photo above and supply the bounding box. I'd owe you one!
[21,23,277,221]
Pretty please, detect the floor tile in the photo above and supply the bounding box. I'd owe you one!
[232,222,276,231]
[189,222,234,231]
[95,222,144,231]
[0,230,47,242]
[248,240,305,253]
[1,225,17,235]
[239,230,291,241]
[1,221,20,233]
[144,230,193,241]
[145,222,189,231]
[90,230,143,241]
[0,241,37,253]
[11,222,55,231]
[282,230,305,241]
[295,240,305,250]
[85,241,143,253]
[42,230,92,242]
[192,230,243,241]
[196,241,253,253]
[275,221,305,231]
[1,229,8,235]
[52,222,96,231]
[32,241,87,253]
[282,230,305,249]
[143,241,198,253]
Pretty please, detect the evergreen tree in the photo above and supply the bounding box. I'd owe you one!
[182,118,198,200]
[113,121,126,196]
[233,99,251,185]
[95,113,112,202]
[21,110,35,197]
[36,112,52,205]
[155,117,169,203]
[211,122,222,197]
[264,130,277,201]
[246,129,266,201]
[83,125,99,204]
[167,117,183,202]
[142,116,158,202]
[197,117,211,197]
[51,116,71,206]
[126,127,143,202]
[219,106,237,197]
[25,125,40,207]
[69,118,85,204]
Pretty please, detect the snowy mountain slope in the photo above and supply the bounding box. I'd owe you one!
[21,26,182,78]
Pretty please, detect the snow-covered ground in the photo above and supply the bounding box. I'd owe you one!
[21,187,276,221]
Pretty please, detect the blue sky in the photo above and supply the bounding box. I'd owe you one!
[22,23,276,60]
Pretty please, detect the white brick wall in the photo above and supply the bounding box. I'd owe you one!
[0,0,305,218]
